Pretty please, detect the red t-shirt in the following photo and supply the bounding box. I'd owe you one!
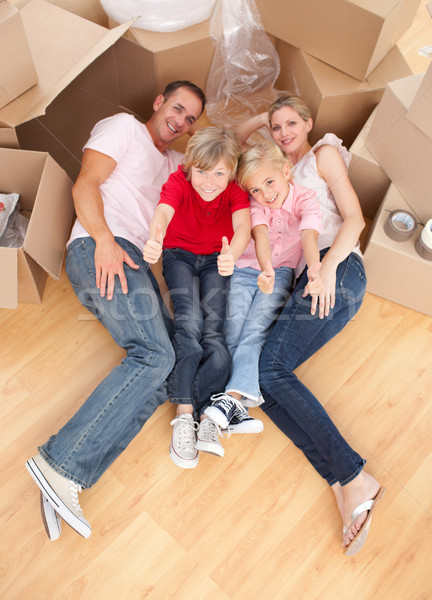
[159,165,250,254]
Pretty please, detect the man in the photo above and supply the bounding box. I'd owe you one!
[25,81,206,539]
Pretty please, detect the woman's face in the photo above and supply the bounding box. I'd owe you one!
[269,106,312,155]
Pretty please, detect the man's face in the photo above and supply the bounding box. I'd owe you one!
[150,87,203,148]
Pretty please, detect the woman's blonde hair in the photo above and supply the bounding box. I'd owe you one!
[268,94,312,125]
[237,141,293,190]
[183,127,242,181]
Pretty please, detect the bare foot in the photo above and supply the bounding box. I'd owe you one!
[341,471,380,548]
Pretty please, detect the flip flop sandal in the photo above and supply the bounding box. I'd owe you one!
[343,486,385,556]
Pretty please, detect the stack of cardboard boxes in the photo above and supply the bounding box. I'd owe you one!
[0,0,429,312]
[354,63,432,316]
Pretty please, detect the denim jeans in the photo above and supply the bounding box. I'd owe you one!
[259,250,367,486]
[162,248,231,417]
[39,237,175,489]
[224,265,293,405]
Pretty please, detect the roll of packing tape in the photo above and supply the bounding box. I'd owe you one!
[384,210,418,242]
[415,218,432,261]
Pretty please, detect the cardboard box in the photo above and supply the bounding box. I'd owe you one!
[0,0,160,181]
[365,73,432,225]
[275,41,412,148]
[348,109,391,219]
[0,148,74,309]
[107,17,214,93]
[363,184,432,316]
[255,0,421,81]
[10,0,109,26]
[407,61,432,140]
[0,0,38,109]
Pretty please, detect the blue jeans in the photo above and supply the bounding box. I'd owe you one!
[225,266,293,405]
[259,250,367,486]
[162,248,231,417]
[39,237,175,489]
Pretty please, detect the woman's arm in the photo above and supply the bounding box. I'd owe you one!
[72,148,139,300]
[235,112,269,147]
[217,208,251,276]
[143,203,175,264]
[314,144,365,317]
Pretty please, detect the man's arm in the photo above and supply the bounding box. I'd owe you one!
[72,148,139,300]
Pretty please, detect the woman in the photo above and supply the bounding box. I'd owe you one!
[237,95,384,555]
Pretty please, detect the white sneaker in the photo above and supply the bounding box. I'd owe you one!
[40,492,61,541]
[26,454,91,538]
[195,418,224,457]
[169,414,199,469]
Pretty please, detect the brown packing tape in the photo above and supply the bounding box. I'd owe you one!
[383,209,418,242]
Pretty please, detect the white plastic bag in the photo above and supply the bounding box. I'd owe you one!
[100,0,217,32]
[205,0,280,128]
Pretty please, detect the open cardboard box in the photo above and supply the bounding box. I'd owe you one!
[255,0,421,81]
[0,0,38,109]
[275,41,412,148]
[0,148,74,309]
[363,183,432,317]
[348,108,391,220]
[0,0,162,182]
[365,73,432,225]
[107,17,214,93]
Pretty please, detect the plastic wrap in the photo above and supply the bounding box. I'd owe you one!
[0,193,29,248]
[100,0,217,32]
[205,0,280,130]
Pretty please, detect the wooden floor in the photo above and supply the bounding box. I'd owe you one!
[1,5,432,600]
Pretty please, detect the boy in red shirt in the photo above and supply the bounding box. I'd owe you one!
[144,127,260,468]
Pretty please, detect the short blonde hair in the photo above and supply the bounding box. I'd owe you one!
[183,127,242,181]
[268,94,312,125]
[237,141,293,190]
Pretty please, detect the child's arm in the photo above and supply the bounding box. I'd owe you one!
[217,208,251,276]
[301,228,323,314]
[253,224,275,294]
[143,203,175,264]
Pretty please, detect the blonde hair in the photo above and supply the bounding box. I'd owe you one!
[183,127,242,181]
[268,94,312,126]
[237,141,293,190]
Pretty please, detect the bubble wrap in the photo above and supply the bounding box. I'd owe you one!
[205,0,280,129]
[100,0,217,32]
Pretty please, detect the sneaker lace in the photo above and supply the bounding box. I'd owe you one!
[69,481,83,514]
[170,416,198,449]
[201,417,230,440]
[212,393,245,414]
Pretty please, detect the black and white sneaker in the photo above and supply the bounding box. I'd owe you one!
[205,393,263,433]
[40,492,62,541]
[26,454,91,538]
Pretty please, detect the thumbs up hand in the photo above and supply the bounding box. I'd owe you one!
[217,236,235,276]
[143,224,164,264]
[257,260,275,294]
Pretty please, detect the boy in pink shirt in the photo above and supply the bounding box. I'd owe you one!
[206,141,322,431]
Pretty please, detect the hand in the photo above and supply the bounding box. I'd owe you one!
[217,236,235,276]
[257,260,275,294]
[143,224,164,265]
[94,237,139,300]
[303,261,337,318]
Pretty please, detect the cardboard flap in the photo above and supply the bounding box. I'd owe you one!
[0,0,133,128]
[0,247,18,309]
[23,154,74,279]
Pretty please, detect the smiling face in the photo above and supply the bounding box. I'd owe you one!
[147,87,204,151]
[245,159,291,209]
[269,106,312,157]
[190,161,231,202]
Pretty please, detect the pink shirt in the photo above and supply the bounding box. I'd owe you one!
[68,113,184,250]
[236,181,321,270]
